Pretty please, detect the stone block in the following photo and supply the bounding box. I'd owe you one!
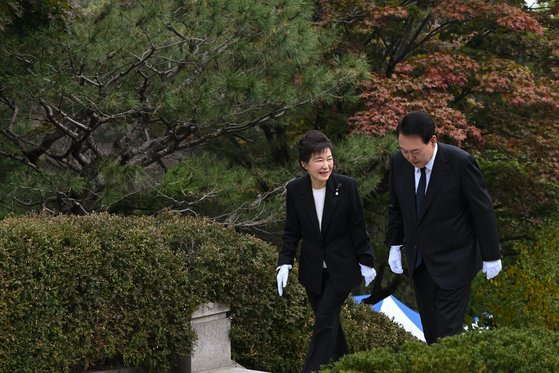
[188,302,232,372]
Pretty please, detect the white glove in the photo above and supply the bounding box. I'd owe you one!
[388,246,404,274]
[482,259,502,280]
[359,264,377,286]
[276,264,292,296]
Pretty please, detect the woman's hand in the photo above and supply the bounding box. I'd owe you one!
[276,264,292,296]
[359,264,377,286]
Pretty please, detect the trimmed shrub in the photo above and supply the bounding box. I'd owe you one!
[0,214,196,371]
[471,217,559,330]
[152,212,312,372]
[342,300,417,353]
[324,327,559,372]
[0,213,413,372]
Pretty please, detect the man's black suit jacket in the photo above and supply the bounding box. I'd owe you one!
[278,173,375,294]
[386,143,500,289]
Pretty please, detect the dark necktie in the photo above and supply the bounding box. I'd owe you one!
[415,167,426,268]
[416,167,426,218]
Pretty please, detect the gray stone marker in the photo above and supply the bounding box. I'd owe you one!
[91,302,268,373]
[185,303,269,373]
[189,302,232,372]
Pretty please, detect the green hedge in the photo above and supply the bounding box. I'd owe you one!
[471,217,559,331]
[324,327,559,372]
[0,213,414,372]
[0,214,196,371]
[341,299,416,354]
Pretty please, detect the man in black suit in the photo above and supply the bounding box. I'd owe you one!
[276,130,376,372]
[386,111,502,344]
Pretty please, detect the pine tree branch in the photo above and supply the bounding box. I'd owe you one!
[39,100,79,139]
[105,44,156,89]
[0,149,41,172]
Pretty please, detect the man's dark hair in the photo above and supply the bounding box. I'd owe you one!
[397,111,436,144]
[298,130,333,165]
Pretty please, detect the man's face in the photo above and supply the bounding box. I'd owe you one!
[398,134,436,168]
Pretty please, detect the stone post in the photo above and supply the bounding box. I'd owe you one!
[180,302,232,372]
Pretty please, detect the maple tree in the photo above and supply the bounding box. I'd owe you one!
[318,1,550,140]
[348,52,483,145]
[318,0,559,210]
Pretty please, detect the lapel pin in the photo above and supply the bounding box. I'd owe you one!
[335,183,342,196]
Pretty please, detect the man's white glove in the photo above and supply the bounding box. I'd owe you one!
[359,264,377,286]
[388,246,404,274]
[482,259,502,280]
[276,264,292,296]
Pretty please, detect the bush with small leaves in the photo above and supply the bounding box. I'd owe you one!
[0,212,414,372]
[324,327,559,372]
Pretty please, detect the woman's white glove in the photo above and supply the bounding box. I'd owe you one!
[359,264,377,286]
[276,264,292,296]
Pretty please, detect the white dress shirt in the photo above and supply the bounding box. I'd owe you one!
[312,187,327,268]
[414,142,438,193]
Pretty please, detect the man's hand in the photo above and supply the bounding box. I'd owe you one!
[388,246,404,274]
[359,264,377,286]
[482,259,502,280]
[276,264,292,296]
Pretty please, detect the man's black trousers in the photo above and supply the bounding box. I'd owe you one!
[413,263,472,344]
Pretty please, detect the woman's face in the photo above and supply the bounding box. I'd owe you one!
[301,148,333,189]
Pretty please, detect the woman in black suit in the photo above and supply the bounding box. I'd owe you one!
[276,130,376,372]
